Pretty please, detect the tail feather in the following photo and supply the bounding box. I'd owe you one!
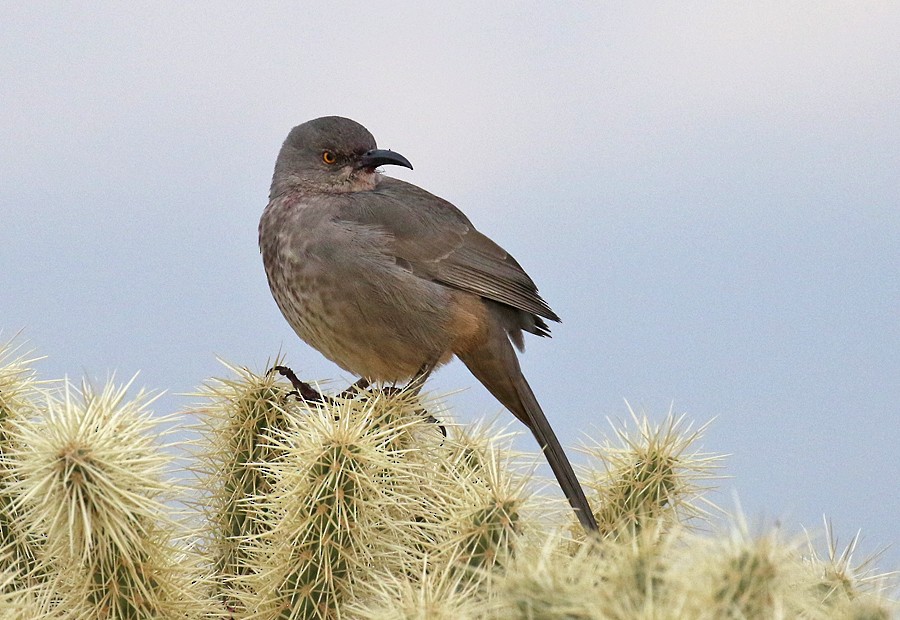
[456,330,598,533]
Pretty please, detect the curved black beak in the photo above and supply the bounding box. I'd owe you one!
[357,148,413,171]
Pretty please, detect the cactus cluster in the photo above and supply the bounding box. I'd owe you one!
[0,337,895,618]
[194,369,528,618]
[0,338,45,596]
[0,360,212,617]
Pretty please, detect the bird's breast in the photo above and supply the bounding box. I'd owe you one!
[260,203,456,380]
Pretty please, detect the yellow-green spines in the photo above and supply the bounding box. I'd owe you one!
[443,434,524,574]
[0,353,896,617]
[346,558,484,620]
[670,521,818,619]
[588,523,675,619]
[488,534,605,620]
[714,545,785,614]
[461,499,519,570]
[0,337,44,423]
[274,440,366,618]
[190,362,297,612]
[0,338,47,590]
[805,521,898,619]
[585,407,723,537]
[5,379,208,619]
[245,394,430,620]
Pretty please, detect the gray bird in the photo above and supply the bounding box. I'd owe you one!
[259,116,598,532]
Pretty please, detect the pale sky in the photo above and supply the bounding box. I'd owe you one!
[2,3,898,570]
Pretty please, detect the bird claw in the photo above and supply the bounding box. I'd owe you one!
[267,366,446,436]
[336,376,371,399]
[268,365,333,404]
[425,413,448,438]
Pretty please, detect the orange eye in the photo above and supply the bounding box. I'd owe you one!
[322,151,336,164]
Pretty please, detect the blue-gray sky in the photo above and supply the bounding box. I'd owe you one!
[2,3,897,570]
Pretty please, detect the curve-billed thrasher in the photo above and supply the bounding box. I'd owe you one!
[259,116,597,532]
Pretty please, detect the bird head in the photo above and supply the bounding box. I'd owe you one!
[271,116,412,194]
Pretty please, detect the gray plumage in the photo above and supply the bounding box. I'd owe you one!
[260,116,597,532]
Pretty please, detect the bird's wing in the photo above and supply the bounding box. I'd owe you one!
[338,177,559,323]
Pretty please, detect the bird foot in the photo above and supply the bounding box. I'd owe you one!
[267,366,446,436]
[269,365,334,404]
[336,376,371,399]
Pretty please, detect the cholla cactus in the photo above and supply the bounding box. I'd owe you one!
[586,522,678,619]
[342,421,529,619]
[487,531,608,619]
[0,337,48,591]
[429,425,525,575]
[489,525,677,619]
[243,392,437,619]
[0,574,61,620]
[583,404,723,537]
[191,361,298,612]
[670,516,817,619]
[0,349,896,618]
[4,378,209,619]
[346,554,486,620]
[805,519,897,619]
[0,337,44,421]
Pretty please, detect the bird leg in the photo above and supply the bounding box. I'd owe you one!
[269,365,445,437]
[337,376,371,399]
[405,362,436,396]
[269,365,334,404]
[405,362,446,437]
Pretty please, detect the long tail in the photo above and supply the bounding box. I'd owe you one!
[456,326,598,533]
